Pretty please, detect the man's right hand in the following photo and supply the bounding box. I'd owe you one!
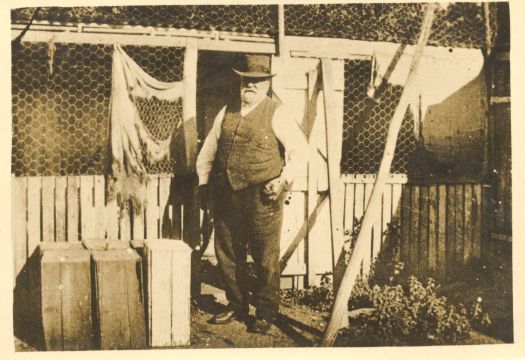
[197,184,209,210]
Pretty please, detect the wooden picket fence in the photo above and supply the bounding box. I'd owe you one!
[11,174,489,287]
[399,182,490,278]
[11,174,199,282]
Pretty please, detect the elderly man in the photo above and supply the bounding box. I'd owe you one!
[196,54,308,334]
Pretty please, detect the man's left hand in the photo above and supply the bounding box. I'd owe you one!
[263,176,287,201]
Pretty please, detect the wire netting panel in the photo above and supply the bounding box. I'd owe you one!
[12,42,112,176]
[11,5,278,36]
[285,3,487,49]
[12,42,184,176]
[125,45,184,174]
[341,59,417,174]
[12,4,492,49]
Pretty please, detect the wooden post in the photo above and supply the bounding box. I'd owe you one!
[307,66,321,286]
[277,4,286,57]
[182,40,198,172]
[320,3,437,346]
[321,58,345,273]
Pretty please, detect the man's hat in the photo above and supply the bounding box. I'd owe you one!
[233,54,276,78]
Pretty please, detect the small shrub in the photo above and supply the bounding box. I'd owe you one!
[346,276,474,345]
[280,273,334,312]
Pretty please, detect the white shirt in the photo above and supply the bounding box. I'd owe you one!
[196,98,309,186]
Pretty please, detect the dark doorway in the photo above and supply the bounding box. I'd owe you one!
[196,51,243,143]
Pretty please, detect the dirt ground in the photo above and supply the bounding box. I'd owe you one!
[190,287,326,348]
[188,258,326,348]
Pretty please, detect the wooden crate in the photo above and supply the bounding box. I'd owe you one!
[92,249,147,350]
[144,239,192,347]
[41,247,94,350]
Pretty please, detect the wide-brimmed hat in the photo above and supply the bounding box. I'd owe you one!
[233,54,276,78]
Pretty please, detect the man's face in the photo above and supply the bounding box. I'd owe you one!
[240,76,271,106]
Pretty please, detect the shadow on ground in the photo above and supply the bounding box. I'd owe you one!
[192,259,326,348]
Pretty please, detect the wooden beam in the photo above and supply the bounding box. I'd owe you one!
[321,3,437,346]
[321,58,345,273]
[182,41,198,172]
[276,4,286,57]
[280,194,328,273]
[306,66,321,286]
[11,26,276,53]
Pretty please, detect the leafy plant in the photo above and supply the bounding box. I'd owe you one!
[280,273,334,312]
[346,276,476,345]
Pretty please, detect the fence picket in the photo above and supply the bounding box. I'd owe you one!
[94,176,106,239]
[42,177,55,243]
[381,185,392,246]
[27,177,42,257]
[80,176,95,240]
[354,183,365,223]
[133,201,145,241]
[119,207,131,241]
[67,176,80,242]
[437,185,447,278]
[391,183,402,219]
[428,185,438,272]
[419,186,429,273]
[446,185,456,274]
[463,184,473,263]
[12,176,27,281]
[106,197,119,240]
[409,186,419,272]
[159,176,171,238]
[55,177,67,242]
[146,176,159,240]
[472,184,482,258]
[400,186,411,263]
[361,182,374,276]
[343,183,355,235]
[455,184,464,267]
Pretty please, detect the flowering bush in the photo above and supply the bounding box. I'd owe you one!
[345,275,483,345]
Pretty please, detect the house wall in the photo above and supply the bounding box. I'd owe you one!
[414,70,489,180]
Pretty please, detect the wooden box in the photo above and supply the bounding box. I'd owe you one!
[92,249,147,350]
[144,239,192,347]
[41,247,94,350]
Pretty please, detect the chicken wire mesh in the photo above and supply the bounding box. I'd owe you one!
[285,3,490,49]
[12,3,494,49]
[11,5,278,36]
[11,3,494,176]
[341,59,416,174]
[11,42,184,176]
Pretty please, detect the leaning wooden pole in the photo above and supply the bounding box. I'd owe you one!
[320,3,437,346]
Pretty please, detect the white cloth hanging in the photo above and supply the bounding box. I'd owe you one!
[110,44,183,178]
[109,44,183,212]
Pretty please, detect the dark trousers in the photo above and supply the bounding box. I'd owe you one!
[212,178,283,322]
